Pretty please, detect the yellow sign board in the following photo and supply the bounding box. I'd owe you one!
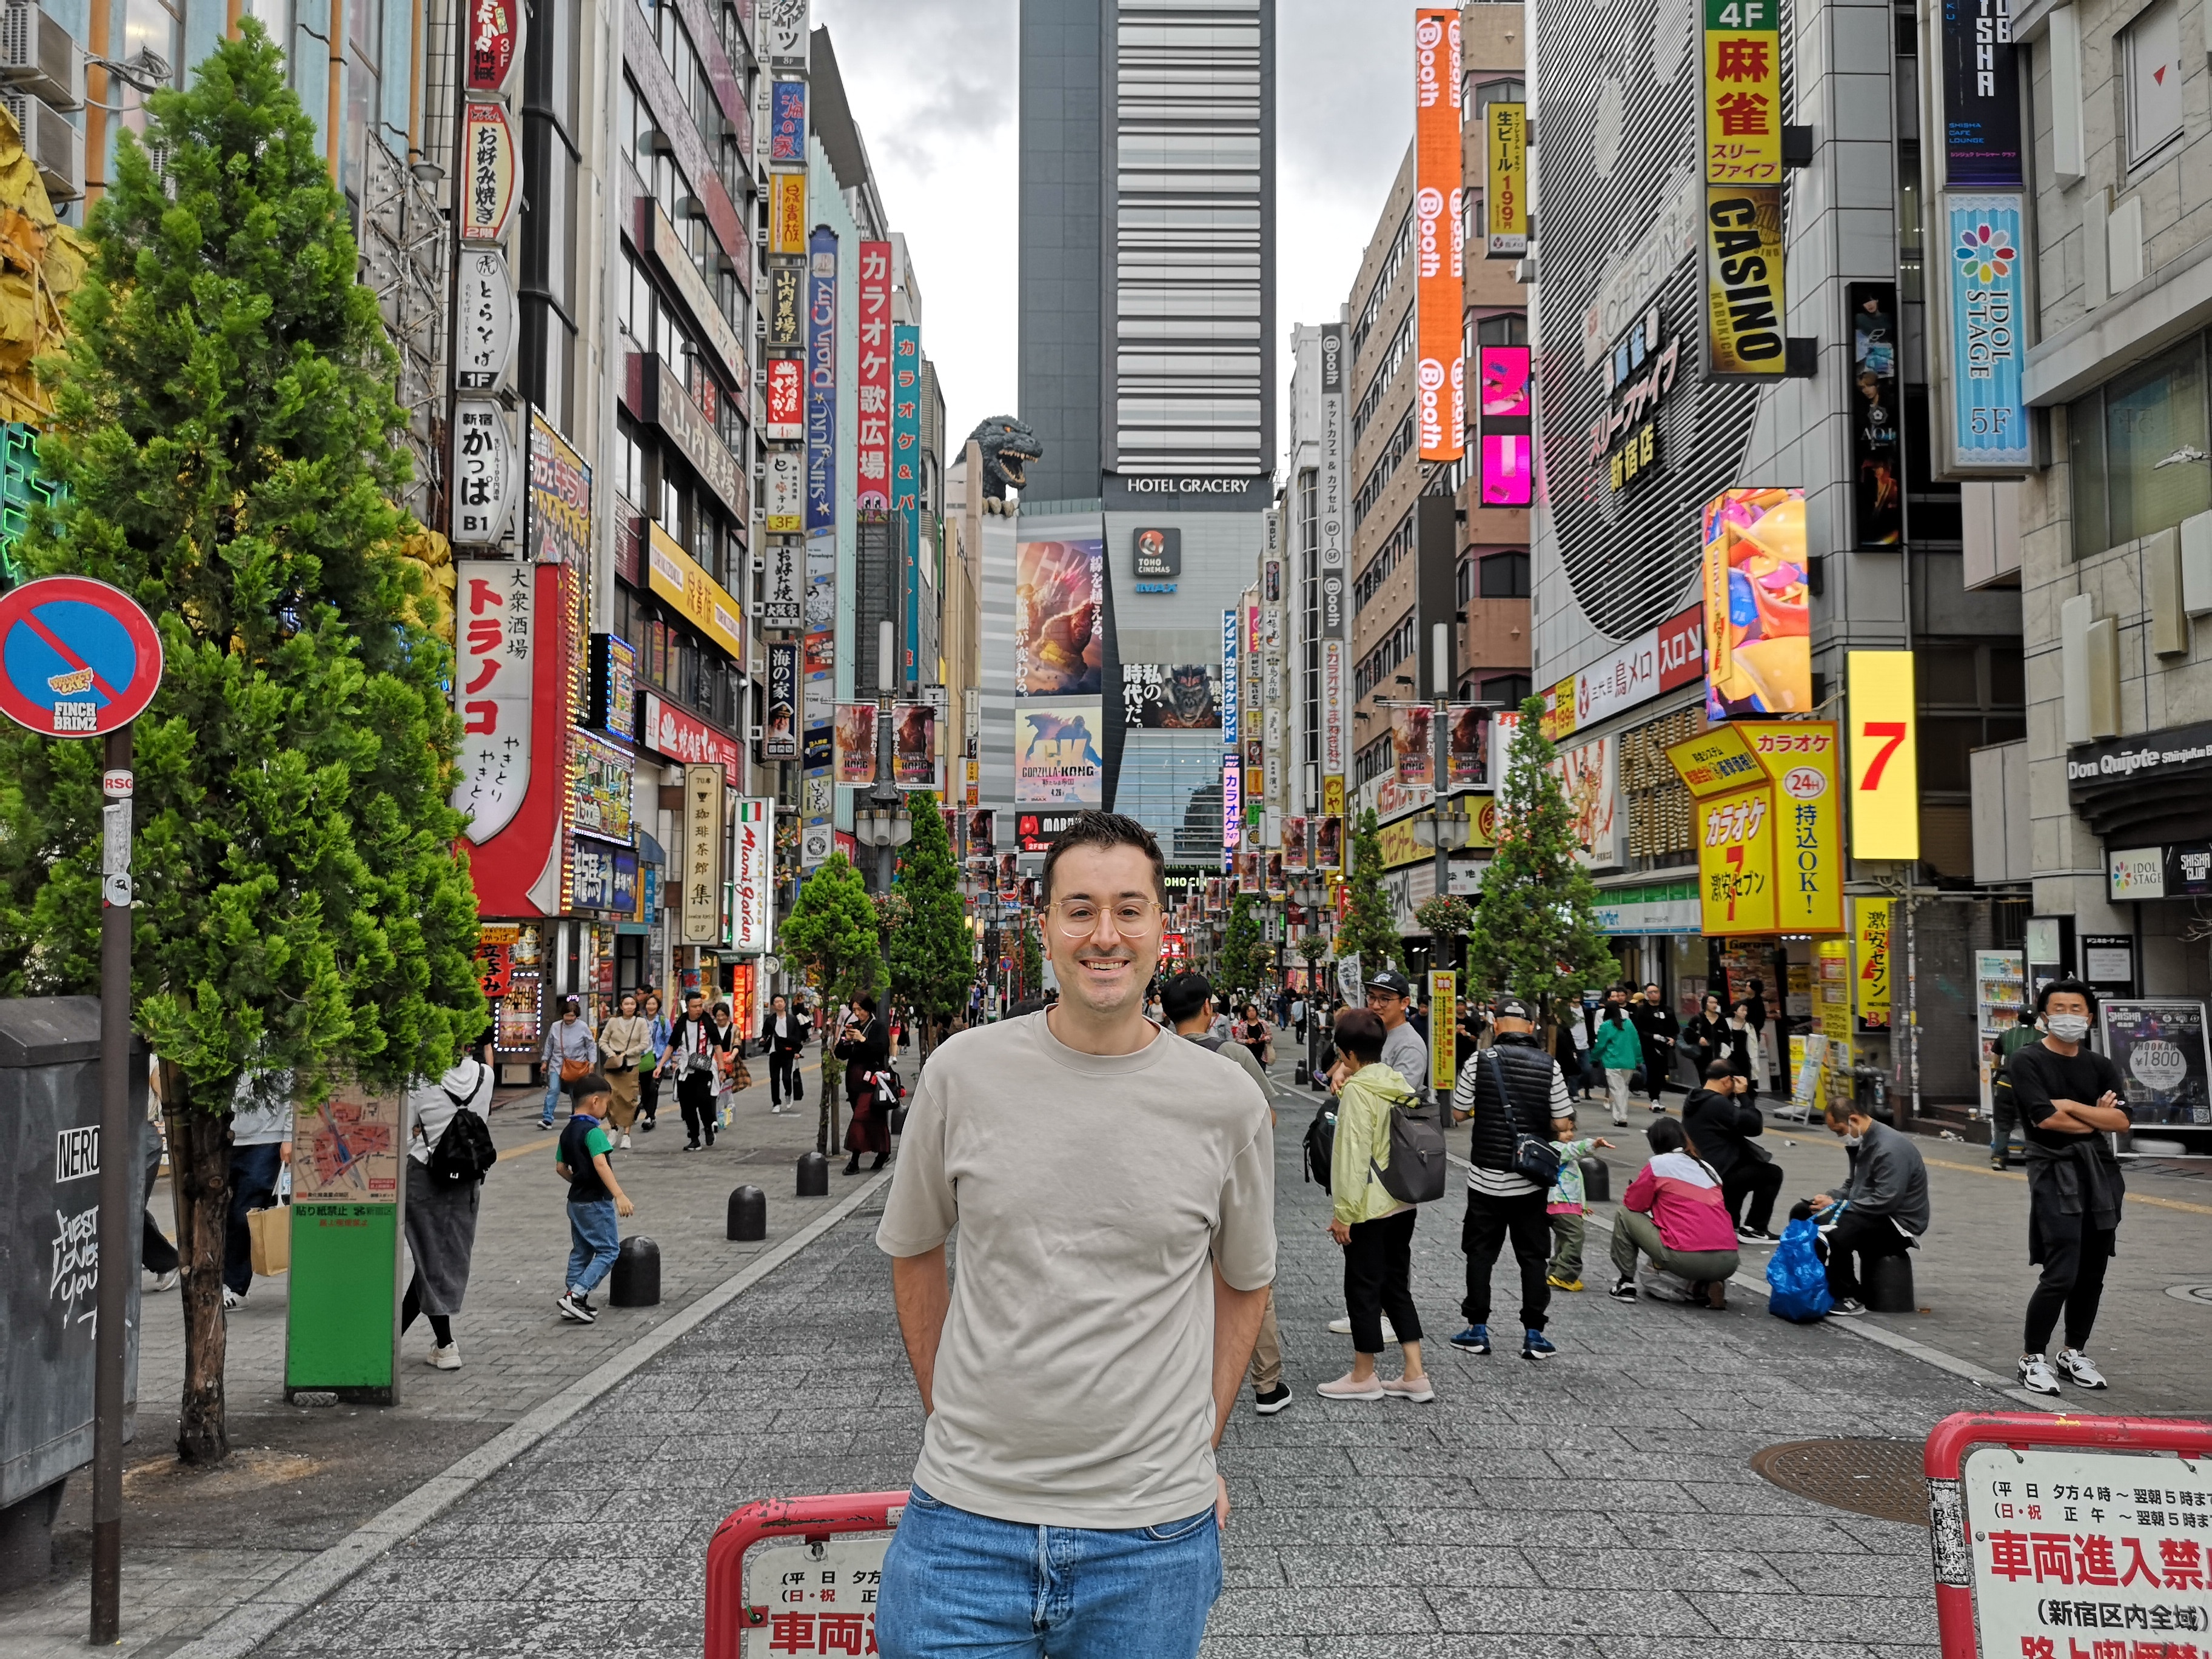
[1703,187,1787,375]
[646,521,745,660]
[769,170,808,257]
[1376,799,1498,869]
[1854,897,1892,1025]
[1846,649,1920,860]
[1737,720,1844,933]
[1694,782,1780,935]
[1702,0,1783,185]
[1666,723,1765,797]
[1484,102,1527,259]
[1321,775,1345,817]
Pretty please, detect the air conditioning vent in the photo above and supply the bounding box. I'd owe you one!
[0,87,80,199]
[0,3,80,110]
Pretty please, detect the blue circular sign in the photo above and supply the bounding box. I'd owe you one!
[0,577,164,737]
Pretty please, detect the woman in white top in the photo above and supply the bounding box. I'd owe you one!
[403,1043,496,1370]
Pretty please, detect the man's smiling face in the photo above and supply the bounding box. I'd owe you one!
[1044,844,1164,1022]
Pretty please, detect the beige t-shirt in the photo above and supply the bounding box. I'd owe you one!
[876,1011,1276,1529]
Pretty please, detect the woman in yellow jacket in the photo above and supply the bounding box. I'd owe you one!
[1319,1008,1434,1403]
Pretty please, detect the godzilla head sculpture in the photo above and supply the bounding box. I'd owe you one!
[966,415,1042,509]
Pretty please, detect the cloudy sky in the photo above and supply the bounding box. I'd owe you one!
[810,0,1412,461]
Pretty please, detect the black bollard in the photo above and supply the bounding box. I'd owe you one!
[1865,1252,1916,1313]
[1578,1155,1609,1204]
[727,1184,767,1241]
[796,1150,829,1197]
[609,1236,661,1306]
[1294,1061,1310,1085]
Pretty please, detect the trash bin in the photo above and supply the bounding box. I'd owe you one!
[0,997,147,1580]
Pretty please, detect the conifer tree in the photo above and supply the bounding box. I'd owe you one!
[1218,892,1262,1000]
[782,851,883,1125]
[1335,808,1405,979]
[887,794,974,1049]
[1467,695,1615,1013]
[0,25,483,1463]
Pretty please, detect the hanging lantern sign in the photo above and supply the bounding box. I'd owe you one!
[460,100,518,244]
[455,248,518,391]
[464,0,518,93]
[451,400,518,545]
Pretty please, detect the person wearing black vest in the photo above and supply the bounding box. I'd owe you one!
[1445,995,1575,1361]
[1682,1061,1783,1239]
[665,991,729,1151]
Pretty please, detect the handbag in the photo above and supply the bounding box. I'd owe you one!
[247,1202,290,1277]
[1486,1049,1561,1188]
[559,1057,590,1083]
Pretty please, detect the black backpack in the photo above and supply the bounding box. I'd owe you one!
[426,1064,498,1187]
[1302,1101,1338,1191]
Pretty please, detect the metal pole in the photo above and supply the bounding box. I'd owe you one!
[91,726,133,1644]
[875,618,895,893]
[1429,623,1450,979]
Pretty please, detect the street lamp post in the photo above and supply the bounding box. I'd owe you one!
[856,619,911,887]
[1413,624,1471,980]
[1290,871,1329,1084]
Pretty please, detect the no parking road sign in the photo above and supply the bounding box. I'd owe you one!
[0,575,163,737]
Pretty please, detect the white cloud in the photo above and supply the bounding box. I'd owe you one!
[810,0,1408,471]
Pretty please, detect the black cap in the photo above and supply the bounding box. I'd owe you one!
[1366,968,1413,999]
[1493,996,1534,1022]
[1160,973,1214,1023]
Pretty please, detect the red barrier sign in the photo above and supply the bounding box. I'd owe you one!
[705,1490,907,1659]
[0,575,163,737]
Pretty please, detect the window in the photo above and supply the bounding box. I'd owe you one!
[1476,313,1528,347]
[1480,674,1530,708]
[2066,329,2211,557]
[1353,412,1416,526]
[1352,312,1415,443]
[1478,549,1530,597]
[2122,0,2184,166]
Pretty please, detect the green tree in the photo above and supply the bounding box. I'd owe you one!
[0,25,483,1464]
[783,851,883,1121]
[1467,695,1614,1016]
[1217,893,1261,1001]
[888,792,973,1048]
[1335,808,1405,979]
[1019,920,1042,1000]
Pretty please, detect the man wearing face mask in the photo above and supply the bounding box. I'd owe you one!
[1999,978,2131,1396]
[1805,1103,1928,1317]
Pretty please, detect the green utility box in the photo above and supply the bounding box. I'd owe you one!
[284,1085,404,1404]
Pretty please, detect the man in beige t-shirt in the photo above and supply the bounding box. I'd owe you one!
[875,811,1275,1659]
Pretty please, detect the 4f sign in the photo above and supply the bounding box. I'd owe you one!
[1847,649,1919,860]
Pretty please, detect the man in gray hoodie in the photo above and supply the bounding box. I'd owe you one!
[1808,1104,1929,1316]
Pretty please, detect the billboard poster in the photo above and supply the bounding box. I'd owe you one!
[1480,440,1531,505]
[1413,7,1464,463]
[1702,0,1782,184]
[588,633,635,740]
[856,241,893,511]
[1120,662,1221,729]
[769,80,806,163]
[806,229,837,532]
[1014,702,1105,805]
[1943,195,2030,471]
[1847,282,1903,546]
[1013,538,1104,697]
[1391,704,1433,787]
[764,642,799,759]
[834,703,877,785]
[1703,188,1786,376]
[1484,101,1526,258]
[2100,1000,2212,1127]
[1554,733,1617,866]
[1284,815,1308,871]
[1940,0,2022,185]
[1740,719,1845,933]
[805,534,836,633]
[1314,815,1343,872]
[1702,487,1810,718]
[893,701,937,788]
[965,809,994,854]
[1447,704,1489,789]
[731,798,772,954]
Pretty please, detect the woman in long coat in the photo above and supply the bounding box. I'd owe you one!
[835,992,893,1175]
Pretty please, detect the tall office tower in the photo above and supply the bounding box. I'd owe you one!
[1010,0,1276,865]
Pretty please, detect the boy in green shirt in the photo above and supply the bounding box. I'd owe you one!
[556,1074,634,1324]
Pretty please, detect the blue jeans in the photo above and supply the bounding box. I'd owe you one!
[876,1484,1221,1659]
[224,1142,285,1295]
[541,1073,563,1125]
[565,1198,620,1296]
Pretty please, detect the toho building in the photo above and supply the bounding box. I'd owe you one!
[1002,0,1277,864]
[1524,0,2025,1117]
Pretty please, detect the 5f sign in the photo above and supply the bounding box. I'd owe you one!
[1846,649,1919,860]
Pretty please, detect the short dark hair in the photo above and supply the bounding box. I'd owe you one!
[854,991,879,1013]
[2036,976,2098,1019]
[571,1073,613,1104]
[1160,973,1213,1023]
[1646,1117,1686,1154]
[1703,1059,1736,1082]
[1040,810,1167,907]
[1333,1007,1386,1063]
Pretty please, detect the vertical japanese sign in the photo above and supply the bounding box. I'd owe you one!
[1484,101,1526,258]
[455,249,518,390]
[1854,896,1892,1025]
[1702,0,1785,378]
[1222,606,1241,860]
[770,171,808,257]
[682,764,726,945]
[1940,0,2022,184]
[1943,195,2029,470]
[1846,649,1920,859]
[1318,321,1347,640]
[1847,282,1903,546]
[768,266,803,348]
[1413,7,1464,463]
[731,797,772,954]
[1429,971,1458,1093]
[760,0,809,62]
[460,100,518,243]
[856,241,892,511]
[765,447,804,535]
[891,324,921,513]
[765,358,803,443]
[765,641,799,759]
[1738,720,1844,933]
[454,559,534,840]
[463,0,518,93]
[450,401,517,544]
[1696,785,1780,934]
[762,541,801,629]
[769,80,806,163]
[806,229,838,534]
[1321,638,1346,780]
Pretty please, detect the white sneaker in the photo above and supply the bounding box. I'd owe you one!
[2056,1349,2108,1389]
[221,1286,244,1310]
[1325,1315,1398,1341]
[150,1270,179,1292]
[2017,1353,2062,1396]
[619,1133,632,1149]
[427,1342,461,1371]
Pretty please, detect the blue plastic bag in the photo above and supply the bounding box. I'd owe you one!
[1766,1216,1835,1322]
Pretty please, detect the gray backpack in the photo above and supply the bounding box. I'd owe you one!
[1372,1087,1449,1205]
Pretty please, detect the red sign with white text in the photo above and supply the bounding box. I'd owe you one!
[640,689,741,780]
[1657,602,1707,691]
[765,357,803,443]
[856,241,893,510]
[464,0,517,93]
[465,561,575,916]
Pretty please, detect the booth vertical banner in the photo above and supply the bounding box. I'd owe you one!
[805,229,838,534]
[1942,194,2030,471]
[1846,649,1920,859]
[1484,101,1526,259]
[856,241,892,511]
[1413,6,1464,463]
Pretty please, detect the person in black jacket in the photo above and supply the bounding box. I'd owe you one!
[1443,995,1575,1362]
[1682,1061,1783,1240]
[759,993,807,1114]
[835,991,893,1175]
[1632,982,1682,1102]
[663,991,729,1151]
[1682,992,1732,1081]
